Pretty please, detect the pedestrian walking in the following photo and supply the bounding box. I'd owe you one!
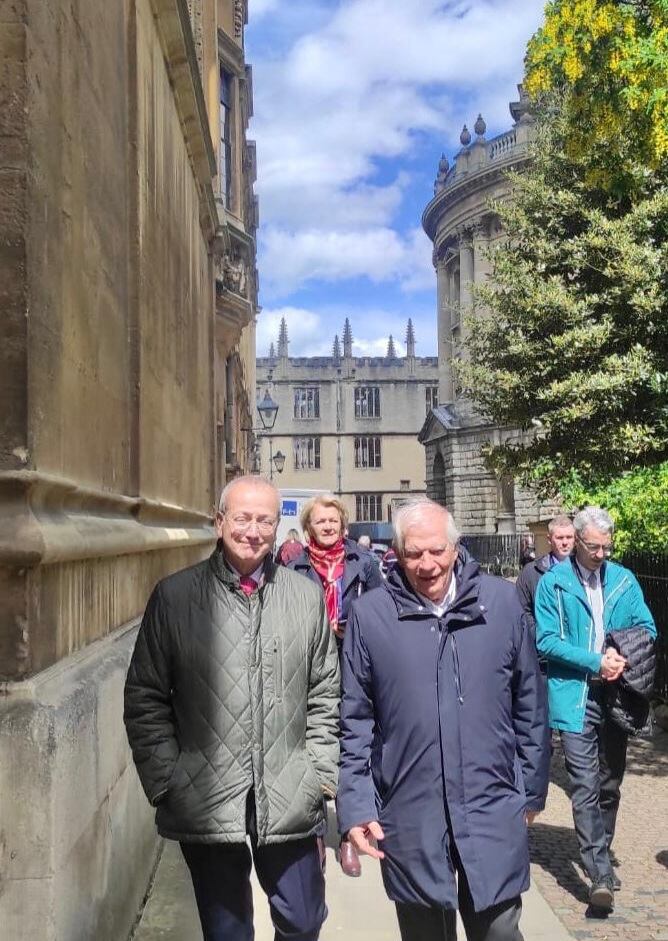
[124,475,340,941]
[337,498,550,941]
[288,494,382,878]
[276,527,303,565]
[516,514,575,639]
[535,506,656,913]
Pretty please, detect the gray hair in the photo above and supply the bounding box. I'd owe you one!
[392,498,460,554]
[218,475,280,514]
[548,514,575,534]
[357,534,371,548]
[573,506,614,537]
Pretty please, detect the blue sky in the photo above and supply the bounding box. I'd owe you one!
[246,0,547,358]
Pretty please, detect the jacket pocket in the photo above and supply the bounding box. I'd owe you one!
[273,636,283,703]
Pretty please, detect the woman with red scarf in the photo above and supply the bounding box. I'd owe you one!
[288,495,383,876]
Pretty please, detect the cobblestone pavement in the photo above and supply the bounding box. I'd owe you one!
[529,728,668,941]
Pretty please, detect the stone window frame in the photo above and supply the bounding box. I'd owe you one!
[425,385,439,416]
[293,436,321,470]
[293,386,320,419]
[354,385,381,419]
[356,493,383,522]
[219,68,233,209]
[354,435,382,469]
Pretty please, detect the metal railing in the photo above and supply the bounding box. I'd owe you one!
[620,552,668,702]
[460,534,526,578]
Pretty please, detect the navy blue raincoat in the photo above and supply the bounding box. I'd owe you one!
[337,554,549,913]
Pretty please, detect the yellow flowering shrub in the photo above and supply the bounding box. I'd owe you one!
[525,0,668,181]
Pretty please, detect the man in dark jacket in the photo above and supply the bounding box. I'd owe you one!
[515,514,575,635]
[124,476,340,941]
[337,498,550,941]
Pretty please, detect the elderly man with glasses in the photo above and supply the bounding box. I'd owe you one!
[535,506,656,914]
[124,476,339,941]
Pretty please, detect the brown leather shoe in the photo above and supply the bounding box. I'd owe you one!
[338,838,361,877]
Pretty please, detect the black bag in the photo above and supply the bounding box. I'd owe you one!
[604,627,656,736]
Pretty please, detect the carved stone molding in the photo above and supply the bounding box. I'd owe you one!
[0,471,214,567]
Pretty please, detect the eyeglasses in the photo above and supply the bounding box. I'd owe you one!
[576,535,613,556]
[224,515,277,535]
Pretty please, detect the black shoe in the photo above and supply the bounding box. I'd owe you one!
[590,880,615,912]
[612,871,621,891]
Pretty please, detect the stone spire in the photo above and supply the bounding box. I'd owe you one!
[386,335,396,359]
[434,152,450,194]
[332,334,341,364]
[342,318,353,358]
[268,341,276,361]
[405,318,415,358]
[277,317,289,358]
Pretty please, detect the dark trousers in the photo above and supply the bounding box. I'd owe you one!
[181,795,326,941]
[396,860,523,941]
[560,686,628,883]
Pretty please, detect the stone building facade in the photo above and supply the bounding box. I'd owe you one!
[419,89,554,534]
[0,1,257,938]
[256,319,439,530]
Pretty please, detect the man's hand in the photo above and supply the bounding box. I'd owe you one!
[347,821,385,860]
[525,810,540,826]
[600,647,626,682]
[331,622,345,640]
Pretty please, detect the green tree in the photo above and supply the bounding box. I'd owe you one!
[457,104,668,496]
[559,462,668,552]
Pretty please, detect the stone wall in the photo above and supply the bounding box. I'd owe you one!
[0,0,221,937]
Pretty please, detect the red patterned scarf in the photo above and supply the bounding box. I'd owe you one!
[307,539,346,625]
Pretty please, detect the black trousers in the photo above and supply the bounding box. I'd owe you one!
[181,793,326,941]
[396,858,523,941]
[561,685,628,883]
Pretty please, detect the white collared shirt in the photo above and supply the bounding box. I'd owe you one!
[228,561,265,586]
[417,575,457,618]
[576,560,605,653]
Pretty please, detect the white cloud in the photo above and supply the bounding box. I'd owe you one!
[257,303,437,358]
[247,0,546,299]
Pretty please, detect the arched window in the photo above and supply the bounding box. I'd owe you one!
[431,451,447,506]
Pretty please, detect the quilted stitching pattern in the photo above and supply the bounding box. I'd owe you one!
[125,554,340,844]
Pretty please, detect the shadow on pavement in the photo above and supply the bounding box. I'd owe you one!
[529,823,589,906]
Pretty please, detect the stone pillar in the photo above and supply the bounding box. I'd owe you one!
[436,250,453,404]
[472,221,491,305]
[457,229,474,383]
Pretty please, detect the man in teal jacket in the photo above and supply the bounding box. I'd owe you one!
[535,506,656,914]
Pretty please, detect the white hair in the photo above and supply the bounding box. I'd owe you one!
[573,505,614,537]
[392,498,460,554]
[218,475,280,514]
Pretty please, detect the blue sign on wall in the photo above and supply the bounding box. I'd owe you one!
[282,500,298,517]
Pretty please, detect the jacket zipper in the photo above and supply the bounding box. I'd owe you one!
[273,636,283,703]
[451,633,464,704]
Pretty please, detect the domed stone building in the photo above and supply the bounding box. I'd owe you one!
[419,87,554,534]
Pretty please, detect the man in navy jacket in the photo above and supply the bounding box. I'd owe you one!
[337,498,550,941]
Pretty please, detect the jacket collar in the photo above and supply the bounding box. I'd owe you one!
[385,550,482,626]
[551,555,626,599]
[209,541,278,588]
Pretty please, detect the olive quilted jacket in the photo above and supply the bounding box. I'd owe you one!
[124,547,340,844]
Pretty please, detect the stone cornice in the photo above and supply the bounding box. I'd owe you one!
[422,151,531,243]
[0,471,215,567]
[218,27,245,76]
[151,0,218,238]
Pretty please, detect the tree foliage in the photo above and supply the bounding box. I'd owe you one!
[525,0,668,191]
[558,462,668,552]
[457,104,668,496]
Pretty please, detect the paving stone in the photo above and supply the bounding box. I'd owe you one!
[529,729,668,941]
